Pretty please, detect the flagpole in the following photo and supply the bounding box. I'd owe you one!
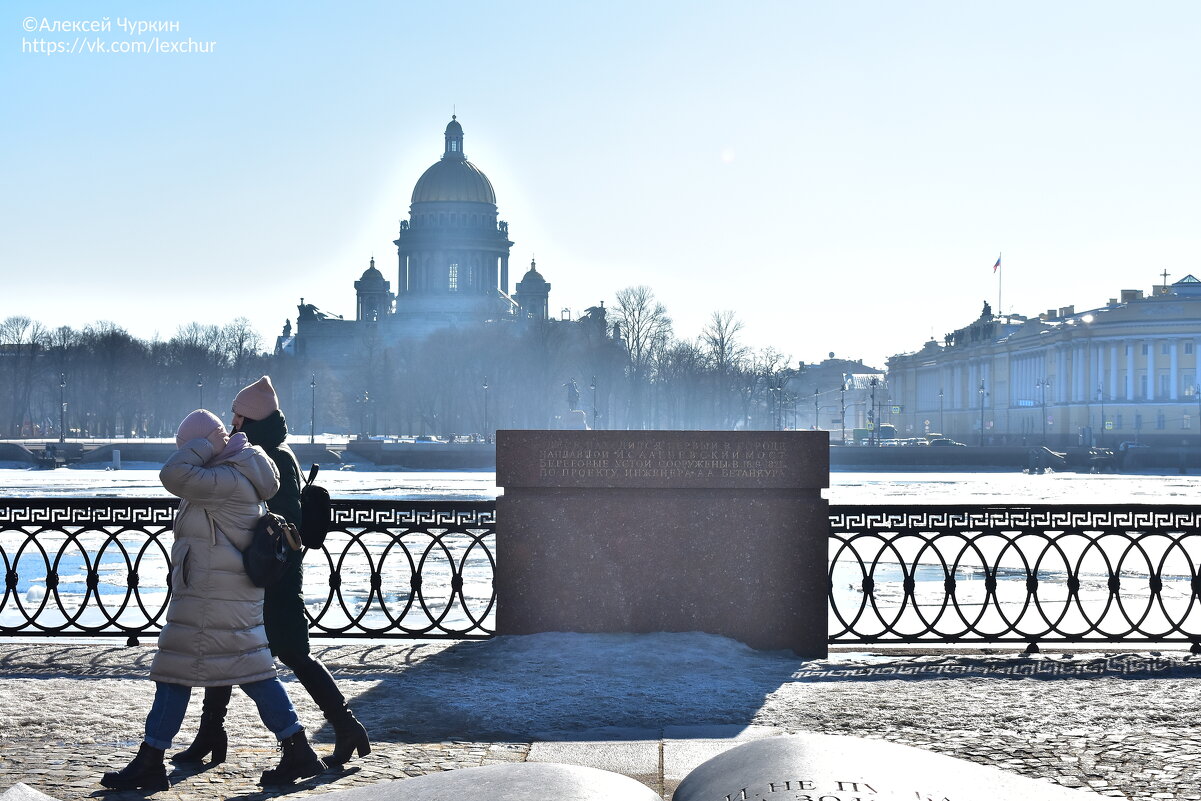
[997,251,1002,319]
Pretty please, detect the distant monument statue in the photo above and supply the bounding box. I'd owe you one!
[981,300,993,319]
[564,378,580,411]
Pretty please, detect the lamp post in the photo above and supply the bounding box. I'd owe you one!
[812,388,819,431]
[1194,384,1201,467]
[978,378,986,447]
[839,377,847,445]
[1036,378,1049,446]
[309,374,316,445]
[482,377,490,442]
[868,377,879,446]
[938,388,944,436]
[58,373,66,444]
[196,373,204,409]
[358,391,369,439]
[1097,382,1105,448]
[590,376,597,430]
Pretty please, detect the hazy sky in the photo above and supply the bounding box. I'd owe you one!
[4,1,1199,368]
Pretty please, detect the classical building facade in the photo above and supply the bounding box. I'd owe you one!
[886,276,1201,447]
[280,117,552,364]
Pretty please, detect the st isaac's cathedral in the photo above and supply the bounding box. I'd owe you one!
[278,117,559,364]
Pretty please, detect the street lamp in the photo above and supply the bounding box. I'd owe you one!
[309,374,316,445]
[196,373,204,409]
[58,373,66,444]
[1036,378,1049,446]
[868,377,879,446]
[483,377,490,442]
[1097,382,1105,448]
[1194,384,1201,469]
[839,377,848,445]
[358,391,370,439]
[938,388,944,436]
[589,376,598,430]
[978,378,986,447]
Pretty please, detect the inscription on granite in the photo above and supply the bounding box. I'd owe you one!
[497,430,828,490]
[672,734,1089,801]
[536,439,790,481]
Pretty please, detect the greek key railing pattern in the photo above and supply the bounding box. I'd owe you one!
[8,500,1201,648]
[830,505,1201,649]
[0,499,495,641]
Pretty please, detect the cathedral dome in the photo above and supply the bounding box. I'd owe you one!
[410,116,497,205]
[411,159,496,204]
[359,260,385,284]
[517,259,547,286]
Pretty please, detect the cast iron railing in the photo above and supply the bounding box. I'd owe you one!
[829,505,1201,651]
[7,499,1201,650]
[0,499,495,642]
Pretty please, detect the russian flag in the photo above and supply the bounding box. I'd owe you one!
[992,256,1001,273]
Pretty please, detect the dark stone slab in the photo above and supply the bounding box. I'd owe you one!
[309,762,661,801]
[672,733,1089,801]
[497,430,828,490]
[496,431,829,656]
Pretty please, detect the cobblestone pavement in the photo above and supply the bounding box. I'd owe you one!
[3,640,1201,800]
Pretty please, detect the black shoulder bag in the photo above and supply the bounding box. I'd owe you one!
[243,510,301,588]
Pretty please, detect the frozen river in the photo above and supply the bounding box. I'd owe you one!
[3,463,1201,504]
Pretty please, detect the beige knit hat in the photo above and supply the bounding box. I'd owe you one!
[232,375,280,422]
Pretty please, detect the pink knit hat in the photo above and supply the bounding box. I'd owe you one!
[232,375,280,421]
[175,409,226,449]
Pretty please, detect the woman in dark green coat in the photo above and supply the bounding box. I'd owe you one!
[173,376,370,768]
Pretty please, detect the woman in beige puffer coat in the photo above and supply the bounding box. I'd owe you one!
[100,410,324,793]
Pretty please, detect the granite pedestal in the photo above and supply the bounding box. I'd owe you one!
[496,431,829,656]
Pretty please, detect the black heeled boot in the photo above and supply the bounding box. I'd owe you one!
[171,685,231,764]
[288,654,371,766]
[101,742,170,792]
[260,729,325,785]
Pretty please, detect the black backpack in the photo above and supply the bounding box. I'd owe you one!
[299,464,332,549]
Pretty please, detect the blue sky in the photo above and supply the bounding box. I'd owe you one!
[3,1,1199,367]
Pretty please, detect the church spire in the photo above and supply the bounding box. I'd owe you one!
[443,115,465,161]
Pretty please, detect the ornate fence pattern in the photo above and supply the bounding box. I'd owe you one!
[0,499,495,642]
[829,505,1201,650]
[7,499,1201,649]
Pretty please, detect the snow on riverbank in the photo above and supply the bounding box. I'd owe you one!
[3,466,1201,504]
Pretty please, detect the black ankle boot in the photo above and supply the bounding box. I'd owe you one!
[287,655,371,766]
[171,685,231,764]
[327,705,371,767]
[101,742,169,792]
[260,730,325,786]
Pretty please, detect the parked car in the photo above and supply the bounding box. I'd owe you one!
[929,438,967,447]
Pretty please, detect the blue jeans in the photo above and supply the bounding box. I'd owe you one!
[143,679,302,750]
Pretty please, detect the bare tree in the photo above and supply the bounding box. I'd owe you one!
[701,310,747,374]
[0,316,50,435]
[612,286,673,428]
[612,286,672,376]
[220,317,265,388]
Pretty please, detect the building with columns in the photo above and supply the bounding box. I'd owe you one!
[281,117,555,364]
[886,276,1201,447]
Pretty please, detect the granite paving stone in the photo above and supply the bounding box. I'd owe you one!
[4,642,1201,800]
